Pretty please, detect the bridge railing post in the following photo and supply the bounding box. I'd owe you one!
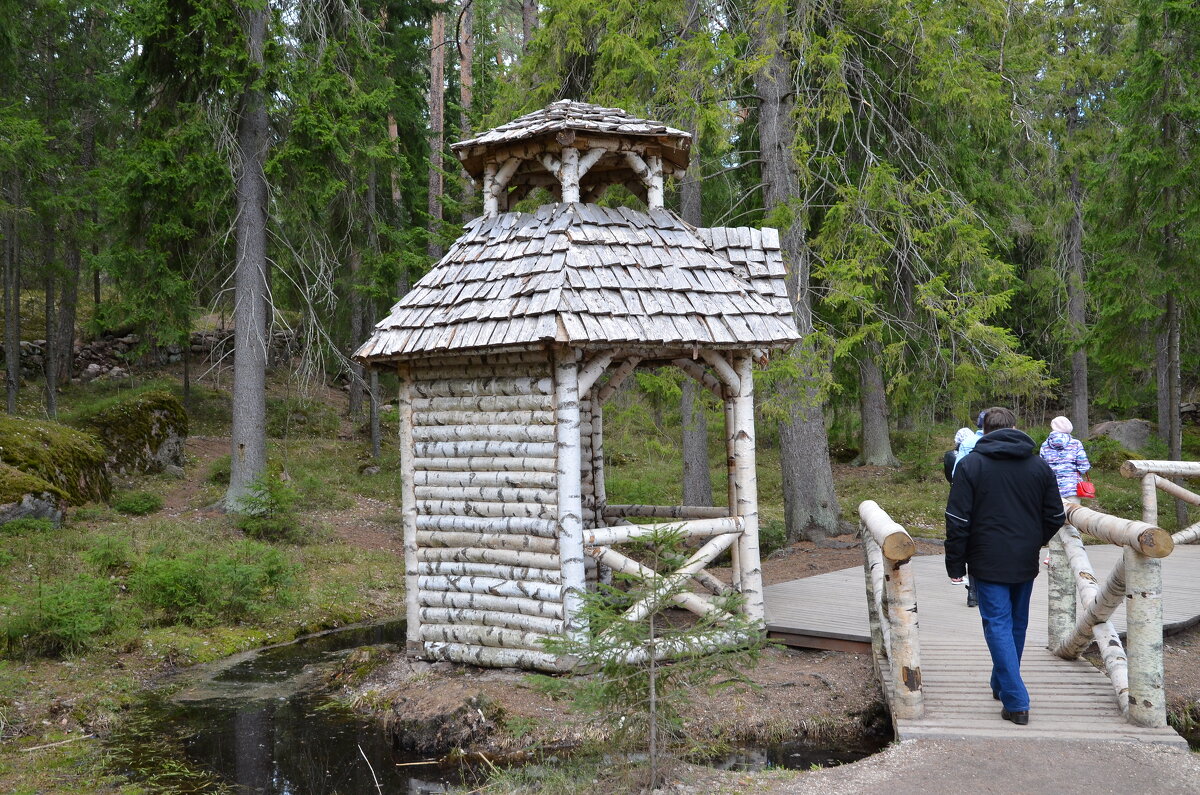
[1046,523,1075,650]
[1053,501,1174,727]
[859,500,922,720]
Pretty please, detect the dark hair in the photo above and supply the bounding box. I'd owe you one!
[983,407,1017,435]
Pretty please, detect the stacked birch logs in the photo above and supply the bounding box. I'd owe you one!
[403,349,583,672]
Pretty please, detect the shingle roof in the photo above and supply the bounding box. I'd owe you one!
[695,226,792,317]
[452,100,691,181]
[354,204,799,362]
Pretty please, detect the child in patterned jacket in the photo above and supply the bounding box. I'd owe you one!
[1039,416,1091,500]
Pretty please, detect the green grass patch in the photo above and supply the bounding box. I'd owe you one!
[113,491,164,516]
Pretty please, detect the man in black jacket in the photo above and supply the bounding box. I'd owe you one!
[944,407,1065,726]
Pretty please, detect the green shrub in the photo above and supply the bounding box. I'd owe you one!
[1083,435,1137,471]
[0,518,55,535]
[128,542,295,627]
[1,576,119,657]
[113,491,164,516]
[266,396,339,438]
[233,473,307,543]
[759,518,787,557]
[83,535,133,573]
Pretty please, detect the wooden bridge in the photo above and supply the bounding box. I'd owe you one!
[763,461,1200,747]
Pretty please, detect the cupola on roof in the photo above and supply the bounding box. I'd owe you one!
[452,100,691,210]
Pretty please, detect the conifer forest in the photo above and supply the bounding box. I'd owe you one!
[2,0,1198,537]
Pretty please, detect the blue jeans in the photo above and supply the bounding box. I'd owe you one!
[974,578,1035,712]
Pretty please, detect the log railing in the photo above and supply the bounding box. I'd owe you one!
[859,500,922,720]
[1047,497,1176,728]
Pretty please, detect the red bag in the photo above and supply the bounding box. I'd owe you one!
[1076,474,1096,499]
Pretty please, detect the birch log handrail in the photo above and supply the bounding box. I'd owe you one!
[1048,497,1176,728]
[858,500,922,720]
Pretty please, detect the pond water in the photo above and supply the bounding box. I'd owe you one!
[108,621,886,792]
[109,621,462,793]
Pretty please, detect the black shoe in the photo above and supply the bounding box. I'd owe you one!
[1001,709,1029,725]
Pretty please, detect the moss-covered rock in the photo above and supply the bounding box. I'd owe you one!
[0,420,109,505]
[0,462,68,527]
[70,390,189,476]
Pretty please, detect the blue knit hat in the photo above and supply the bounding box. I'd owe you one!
[976,410,987,429]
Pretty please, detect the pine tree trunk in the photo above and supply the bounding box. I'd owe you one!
[681,379,713,506]
[1155,320,1170,446]
[428,2,446,260]
[858,348,897,467]
[753,3,841,540]
[348,246,364,420]
[4,176,20,415]
[522,0,536,50]
[42,232,57,419]
[1166,294,1185,527]
[1066,168,1088,438]
[679,50,712,504]
[226,4,271,511]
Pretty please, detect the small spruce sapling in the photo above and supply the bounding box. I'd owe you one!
[533,526,766,788]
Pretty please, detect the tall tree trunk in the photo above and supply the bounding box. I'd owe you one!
[458,0,474,215]
[1155,314,1170,446]
[367,164,382,455]
[1166,293,1186,526]
[858,347,897,467]
[386,112,409,296]
[679,0,712,506]
[1066,168,1088,439]
[226,4,271,511]
[753,3,841,540]
[681,379,713,505]
[348,245,364,419]
[428,1,446,260]
[4,176,21,415]
[42,229,57,419]
[522,0,536,51]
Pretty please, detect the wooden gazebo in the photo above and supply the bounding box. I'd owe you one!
[355,101,800,672]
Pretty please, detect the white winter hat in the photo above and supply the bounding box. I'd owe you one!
[1051,416,1073,434]
[954,427,975,447]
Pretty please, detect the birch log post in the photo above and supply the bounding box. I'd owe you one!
[858,500,922,719]
[1046,524,1074,650]
[724,387,740,590]
[555,346,587,644]
[732,353,764,623]
[399,365,422,655]
[1143,473,1158,525]
[861,523,887,686]
[1125,544,1167,728]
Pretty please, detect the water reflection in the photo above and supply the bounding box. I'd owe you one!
[110,621,462,794]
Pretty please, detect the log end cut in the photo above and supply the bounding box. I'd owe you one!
[1138,527,1175,558]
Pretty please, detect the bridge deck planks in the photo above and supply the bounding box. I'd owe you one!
[764,545,1200,745]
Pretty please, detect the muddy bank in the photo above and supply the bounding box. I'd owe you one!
[338,644,891,759]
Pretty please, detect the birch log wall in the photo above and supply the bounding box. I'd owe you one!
[355,102,801,672]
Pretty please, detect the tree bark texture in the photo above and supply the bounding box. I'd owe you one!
[1066,168,1089,439]
[752,1,841,540]
[858,348,898,467]
[522,0,536,51]
[4,176,20,415]
[681,379,714,505]
[226,4,271,511]
[348,246,364,419]
[428,1,446,260]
